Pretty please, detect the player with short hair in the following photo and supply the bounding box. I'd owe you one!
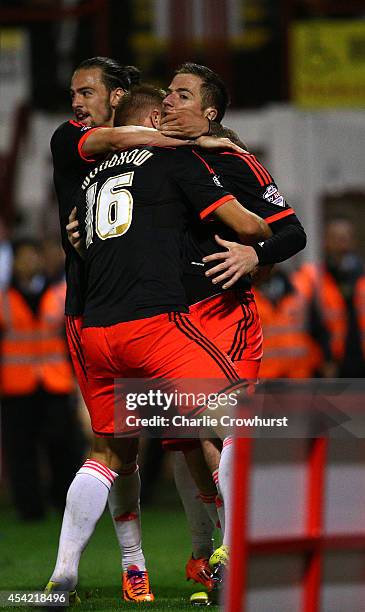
[175,62,229,123]
[48,81,269,604]
[160,62,230,138]
[160,63,306,602]
[48,56,209,604]
[77,84,268,436]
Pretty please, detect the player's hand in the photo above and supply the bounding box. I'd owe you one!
[196,136,248,155]
[203,235,259,289]
[160,109,209,138]
[66,207,85,259]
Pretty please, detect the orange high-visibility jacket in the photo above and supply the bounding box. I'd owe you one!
[0,280,74,396]
[254,287,322,378]
[293,263,365,362]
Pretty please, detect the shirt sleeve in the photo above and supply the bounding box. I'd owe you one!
[171,148,235,219]
[199,150,296,225]
[252,217,307,265]
[50,120,101,172]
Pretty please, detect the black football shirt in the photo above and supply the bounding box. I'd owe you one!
[183,149,298,304]
[51,120,102,315]
[77,146,234,327]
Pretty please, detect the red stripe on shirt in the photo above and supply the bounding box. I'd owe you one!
[240,155,268,185]
[221,151,266,186]
[248,154,272,184]
[221,151,273,185]
[69,119,83,127]
[192,149,216,174]
[77,127,102,162]
[265,208,295,224]
[200,195,235,220]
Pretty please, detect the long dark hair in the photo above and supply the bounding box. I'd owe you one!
[76,57,141,92]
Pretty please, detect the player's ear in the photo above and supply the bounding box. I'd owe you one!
[151,109,160,129]
[204,107,218,121]
[110,88,125,109]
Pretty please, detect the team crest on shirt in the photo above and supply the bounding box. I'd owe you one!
[263,184,285,207]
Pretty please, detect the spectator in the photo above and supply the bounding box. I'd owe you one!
[0,239,85,520]
[293,217,365,378]
[42,237,65,283]
[254,267,322,379]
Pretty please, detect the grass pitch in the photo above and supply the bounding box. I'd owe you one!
[0,503,218,611]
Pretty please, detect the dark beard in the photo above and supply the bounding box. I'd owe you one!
[88,102,113,127]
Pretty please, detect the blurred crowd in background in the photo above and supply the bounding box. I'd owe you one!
[1,0,365,520]
[1,212,365,519]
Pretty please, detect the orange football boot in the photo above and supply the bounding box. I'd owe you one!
[185,556,214,591]
[122,565,154,602]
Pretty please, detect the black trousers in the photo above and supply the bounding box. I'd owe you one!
[1,388,86,520]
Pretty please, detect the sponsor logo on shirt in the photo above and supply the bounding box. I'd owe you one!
[81,126,93,132]
[263,184,285,207]
[213,175,223,188]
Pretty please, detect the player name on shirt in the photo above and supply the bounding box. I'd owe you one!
[78,146,234,327]
[81,149,154,190]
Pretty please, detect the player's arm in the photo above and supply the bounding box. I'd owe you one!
[81,126,196,157]
[251,215,306,265]
[51,120,246,171]
[197,199,272,289]
[51,120,196,167]
[196,150,306,287]
[173,149,271,247]
[81,126,247,157]
[210,198,272,243]
[182,150,272,244]
[203,215,306,289]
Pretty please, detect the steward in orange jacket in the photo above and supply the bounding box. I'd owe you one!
[0,239,84,521]
[293,261,365,376]
[254,270,322,378]
[0,279,74,396]
[292,217,365,378]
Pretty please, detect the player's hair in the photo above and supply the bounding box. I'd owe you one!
[212,124,248,150]
[114,84,165,127]
[174,62,230,123]
[75,57,141,93]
